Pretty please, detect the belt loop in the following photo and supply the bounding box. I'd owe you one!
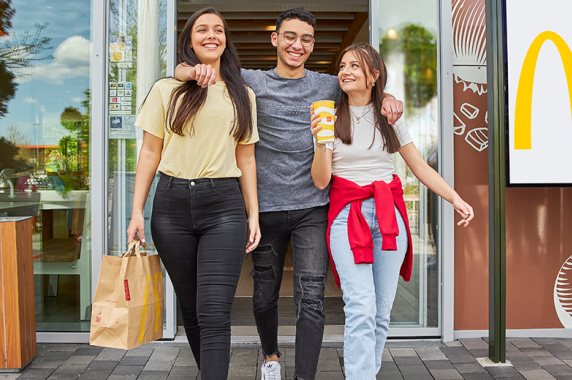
[168,176,173,190]
[210,178,215,188]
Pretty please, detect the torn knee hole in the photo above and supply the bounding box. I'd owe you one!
[249,264,277,278]
[300,298,324,313]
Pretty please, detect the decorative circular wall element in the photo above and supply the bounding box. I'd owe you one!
[554,256,572,328]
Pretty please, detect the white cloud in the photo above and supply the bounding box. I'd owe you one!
[18,36,92,84]
[71,97,83,103]
[22,97,38,103]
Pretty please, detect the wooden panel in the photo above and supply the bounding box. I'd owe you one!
[0,217,36,369]
[0,226,6,369]
[327,12,368,74]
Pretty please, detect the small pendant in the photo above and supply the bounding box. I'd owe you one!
[356,119,360,124]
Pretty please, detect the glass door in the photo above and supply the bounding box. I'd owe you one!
[106,0,177,339]
[373,0,442,334]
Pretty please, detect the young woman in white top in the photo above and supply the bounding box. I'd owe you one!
[127,7,260,380]
[310,42,474,380]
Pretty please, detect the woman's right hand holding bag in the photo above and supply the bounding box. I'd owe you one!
[127,211,146,246]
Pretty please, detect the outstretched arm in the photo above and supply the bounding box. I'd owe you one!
[399,142,474,227]
[174,62,217,87]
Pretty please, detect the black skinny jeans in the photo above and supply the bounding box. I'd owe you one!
[252,205,329,380]
[151,174,247,380]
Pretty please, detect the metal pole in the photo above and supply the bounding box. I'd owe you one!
[486,0,507,363]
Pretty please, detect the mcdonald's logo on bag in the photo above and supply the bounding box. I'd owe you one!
[138,272,163,343]
[514,31,572,150]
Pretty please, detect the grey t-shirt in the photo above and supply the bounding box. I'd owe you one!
[241,68,342,212]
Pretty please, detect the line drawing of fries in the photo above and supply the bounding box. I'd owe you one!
[460,102,480,119]
[465,127,488,152]
[454,112,467,135]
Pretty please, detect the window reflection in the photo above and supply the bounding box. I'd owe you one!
[0,0,92,332]
[379,0,439,327]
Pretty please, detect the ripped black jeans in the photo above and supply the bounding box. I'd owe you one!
[252,205,329,380]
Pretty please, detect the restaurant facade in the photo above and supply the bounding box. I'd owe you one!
[0,0,571,343]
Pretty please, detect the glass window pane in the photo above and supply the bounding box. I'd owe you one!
[379,0,439,328]
[107,0,168,328]
[0,0,93,331]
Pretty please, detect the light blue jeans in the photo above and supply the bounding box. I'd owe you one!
[329,198,408,380]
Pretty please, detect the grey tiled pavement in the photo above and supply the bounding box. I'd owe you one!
[4,338,572,379]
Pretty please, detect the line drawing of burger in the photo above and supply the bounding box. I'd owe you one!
[555,255,572,328]
[452,0,489,152]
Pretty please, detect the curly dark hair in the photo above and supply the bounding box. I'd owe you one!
[276,7,316,33]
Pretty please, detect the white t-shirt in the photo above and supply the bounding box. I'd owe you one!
[330,105,413,186]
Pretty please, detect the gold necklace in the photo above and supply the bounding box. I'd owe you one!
[349,104,373,124]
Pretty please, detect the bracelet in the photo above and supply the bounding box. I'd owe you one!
[316,142,326,149]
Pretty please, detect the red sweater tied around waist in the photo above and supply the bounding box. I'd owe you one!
[326,175,414,288]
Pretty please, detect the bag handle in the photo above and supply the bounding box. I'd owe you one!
[122,239,147,258]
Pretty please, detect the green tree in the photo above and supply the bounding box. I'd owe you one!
[0,136,28,172]
[380,24,437,112]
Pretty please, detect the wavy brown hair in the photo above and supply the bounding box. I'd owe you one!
[166,7,253,141]
[335,43,400,153]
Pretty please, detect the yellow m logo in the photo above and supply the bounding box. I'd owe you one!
[514,31,572,150]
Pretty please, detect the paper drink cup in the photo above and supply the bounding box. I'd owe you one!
[313,100,335,144]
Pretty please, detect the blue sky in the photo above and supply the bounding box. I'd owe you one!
[0,0,92,145]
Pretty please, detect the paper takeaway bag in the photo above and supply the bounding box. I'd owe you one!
[90,240,164,349]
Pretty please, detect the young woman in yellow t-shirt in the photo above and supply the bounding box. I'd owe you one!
[127,7,260,380]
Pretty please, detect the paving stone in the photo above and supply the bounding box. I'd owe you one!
[376,369,404,379]
[48,364,86,379]
[398,364,433,380]
[176,349,193,358]
[382,348,393,362]
[85,361,119,370]
[173,356,197,367]
[393,355,423,366]
[429,369,464,379]
[16,368,55,380]
[486,366,521,377]
[77,369,114,380]
[107,375,138,380]
[137,371,169,380]
[530,356,564,366]
[318,348,339,362]
[63,356,95,366]
[29,361,64,369]
[317,360,342,372]
[532,339,560,346]
[470,349,491,358]
[425,360,455,370]
[447,354,479,364]
[461,338,490,350]
[227,365,256,377]
[124,348,153,357]
[522,349,553,357]
[118,357,149,367]
[511,359,544,371]
[510,339,541,349]
[229,349,257,367]
[441,346,472,357]
[461,374,495,380]
[148,349,179,364]
[445,341,463,347]
[389,348,417,357]
[454,362,488,373]
[0,375,22,380]
[95,349,126,362]
[142,361,173,372]
[416,347,448,361]
[42,352,74,362]
[167,366,199,377]
[111,366,143,377]
[519,369,556,380]
[72,348,103,357]
[316,373,344,380]
[542,365,572,376]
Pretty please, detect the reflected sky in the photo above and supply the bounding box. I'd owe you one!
[0,0,91,145]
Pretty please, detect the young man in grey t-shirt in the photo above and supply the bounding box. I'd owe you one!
[176,7,403,380]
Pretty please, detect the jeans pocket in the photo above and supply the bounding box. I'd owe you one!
[154,177,170,196]
[211,180,242,199]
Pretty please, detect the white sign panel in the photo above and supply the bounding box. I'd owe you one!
[506,0,572,186]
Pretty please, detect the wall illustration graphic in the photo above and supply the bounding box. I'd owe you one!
[555,256,572,328]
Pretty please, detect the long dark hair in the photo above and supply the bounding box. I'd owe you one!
[166,7,253,142]
[335,43,400,153]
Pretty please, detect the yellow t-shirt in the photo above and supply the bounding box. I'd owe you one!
[134,78,258,180]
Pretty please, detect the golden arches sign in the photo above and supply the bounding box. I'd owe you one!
[514,31,572,150]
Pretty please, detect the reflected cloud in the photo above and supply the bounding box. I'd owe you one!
[17,36,91,84]
[22,97,38,103]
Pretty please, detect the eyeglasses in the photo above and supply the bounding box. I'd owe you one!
[277,32,314,47]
